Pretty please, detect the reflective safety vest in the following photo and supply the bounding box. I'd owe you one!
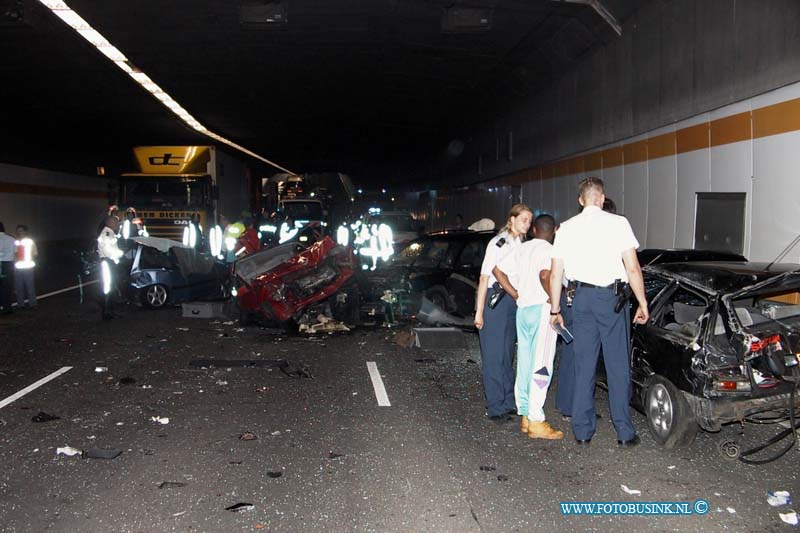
[14,238,36,269]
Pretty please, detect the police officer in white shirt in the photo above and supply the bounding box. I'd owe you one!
[0,221,16,314]
[549,178,649,446]
[474,204,532,421]
[98,216,124,319]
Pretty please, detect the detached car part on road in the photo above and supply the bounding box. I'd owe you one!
[234,237,357,325]
[618,262,800,450]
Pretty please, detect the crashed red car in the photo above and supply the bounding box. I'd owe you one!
[233,237,356,323]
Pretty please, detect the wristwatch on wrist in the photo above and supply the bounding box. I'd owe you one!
[549,309,560,315]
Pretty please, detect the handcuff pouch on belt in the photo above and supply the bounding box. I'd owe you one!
[488,282,506,309]
[565,280,577,307]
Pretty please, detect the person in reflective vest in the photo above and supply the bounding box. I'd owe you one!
[97,216,124,320]
[224,220,246,262]
[237,217,261,257]
[121,207,148,240]
[183,213,204,250]
[14,225,38,309]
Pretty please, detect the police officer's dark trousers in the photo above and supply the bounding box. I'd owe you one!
[555,291,575,416]
[479,287,517,417]
[571,285,635,441]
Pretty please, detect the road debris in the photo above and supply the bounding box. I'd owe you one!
[267,471,283,478]
[497,475,509,482]
[159,481,187,489]
[225,503,254,512]
[767,491,791,507]
[779,511,798,526]
[150,416,169,425]
[479,466,496,472]
[84,448,122,459]
[31,412,60,423]
[95,367,108,373]
[240,432,258,441]
[56,446,82,457]
[621,485,641,495]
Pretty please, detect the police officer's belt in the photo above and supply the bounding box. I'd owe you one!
[576,281,614,289]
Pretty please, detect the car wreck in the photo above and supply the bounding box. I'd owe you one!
[622,261,800,453]
[127,236,229,308]
[233,236,357,326]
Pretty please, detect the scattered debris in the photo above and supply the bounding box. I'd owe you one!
[151,416,170,425]
[222,321,235,326]
[56,446,82,457]
[255,387,270,393]
[298,315,350,334]
[159,481,187,489]
[280,364,313,379]
[726,507,736,514]
[414,358,437,364]
[172,511,186,517]
[118,377,136,385]
[329,452,344,460]
[267,471,283,478]
[394,329,415,348]
[779,511,798,526]
[768,491,791,507]
[270,431,281,436]
[95,367,108,373]
[497,475,509,482]
[621,485,641,496]
[141,385,152,389]
[84,448,122,460]
[479,466,496,472]
[176,327,189,331]
[215,380,228,386]
[240,432,258,441]
[31,412,60,423]
[225,503,254,512]
[667,465,676,470]
[189,359,287,369]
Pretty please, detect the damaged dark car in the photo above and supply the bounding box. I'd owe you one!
[623,262,800,449]
[359,230,494,321]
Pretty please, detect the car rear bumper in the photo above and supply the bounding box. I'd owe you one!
[685,388,800,432]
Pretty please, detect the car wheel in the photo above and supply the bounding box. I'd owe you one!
[645,375,698,448]
[142,284,169,309]
[424,286,450,311]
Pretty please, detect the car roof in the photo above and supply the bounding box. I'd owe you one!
[647,261,800,293]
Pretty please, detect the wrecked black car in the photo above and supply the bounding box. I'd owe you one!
[359,230,494,320]
[638,248,747,267]
[620,262,800,449]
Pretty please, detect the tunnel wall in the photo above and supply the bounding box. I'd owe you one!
[416,0,800,261]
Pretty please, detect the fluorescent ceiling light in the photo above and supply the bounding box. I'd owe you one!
[37,0,295,174]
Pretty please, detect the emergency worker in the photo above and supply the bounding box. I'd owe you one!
[238,217,261,256]
[474,204,533,422]
[549,177,649,446]
[14,225,38,309]
[224,219,246,262]
[183,213,203,250]
[97,216,124,320]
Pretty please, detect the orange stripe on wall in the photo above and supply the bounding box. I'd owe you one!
[753,98,800,139]
[648,132,676,159]
[585,151,602,171]
[623,140,648,165]
[711,112,751,147]
[602,147,623,168]
[568,157,584,175]
[676,122,710,153]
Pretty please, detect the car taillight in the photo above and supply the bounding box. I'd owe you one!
[749,334,783,353]
[713,378,751,392]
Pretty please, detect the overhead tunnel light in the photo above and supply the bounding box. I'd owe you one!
[36,0,296,175]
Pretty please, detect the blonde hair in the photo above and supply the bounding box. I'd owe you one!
[504,203,533,237]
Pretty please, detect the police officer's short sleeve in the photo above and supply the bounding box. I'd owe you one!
[551,228,568,259]
[496,247,517,279]
[480,238,498,277]
[616,216,640,253]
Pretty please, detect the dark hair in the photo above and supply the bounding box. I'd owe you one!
[602,197,617,214]
[0,222,4,233]
[533,214,555,233]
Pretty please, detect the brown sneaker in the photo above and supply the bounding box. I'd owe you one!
[527,421,564,440]
[520,415,529,433]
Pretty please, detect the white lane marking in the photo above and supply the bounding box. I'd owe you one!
[366,361,391,407]
[11,279,99,308]
[0,366,73,409]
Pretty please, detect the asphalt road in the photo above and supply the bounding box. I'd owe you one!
[0,293,797,532]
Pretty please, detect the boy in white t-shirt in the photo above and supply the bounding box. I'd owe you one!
[494,214,564,439]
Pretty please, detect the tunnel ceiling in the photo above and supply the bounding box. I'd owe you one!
[0,0,641,182]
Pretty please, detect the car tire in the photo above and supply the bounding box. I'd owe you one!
[644,375,698,448]
[424,285,450,312]
[142,284,169,309]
